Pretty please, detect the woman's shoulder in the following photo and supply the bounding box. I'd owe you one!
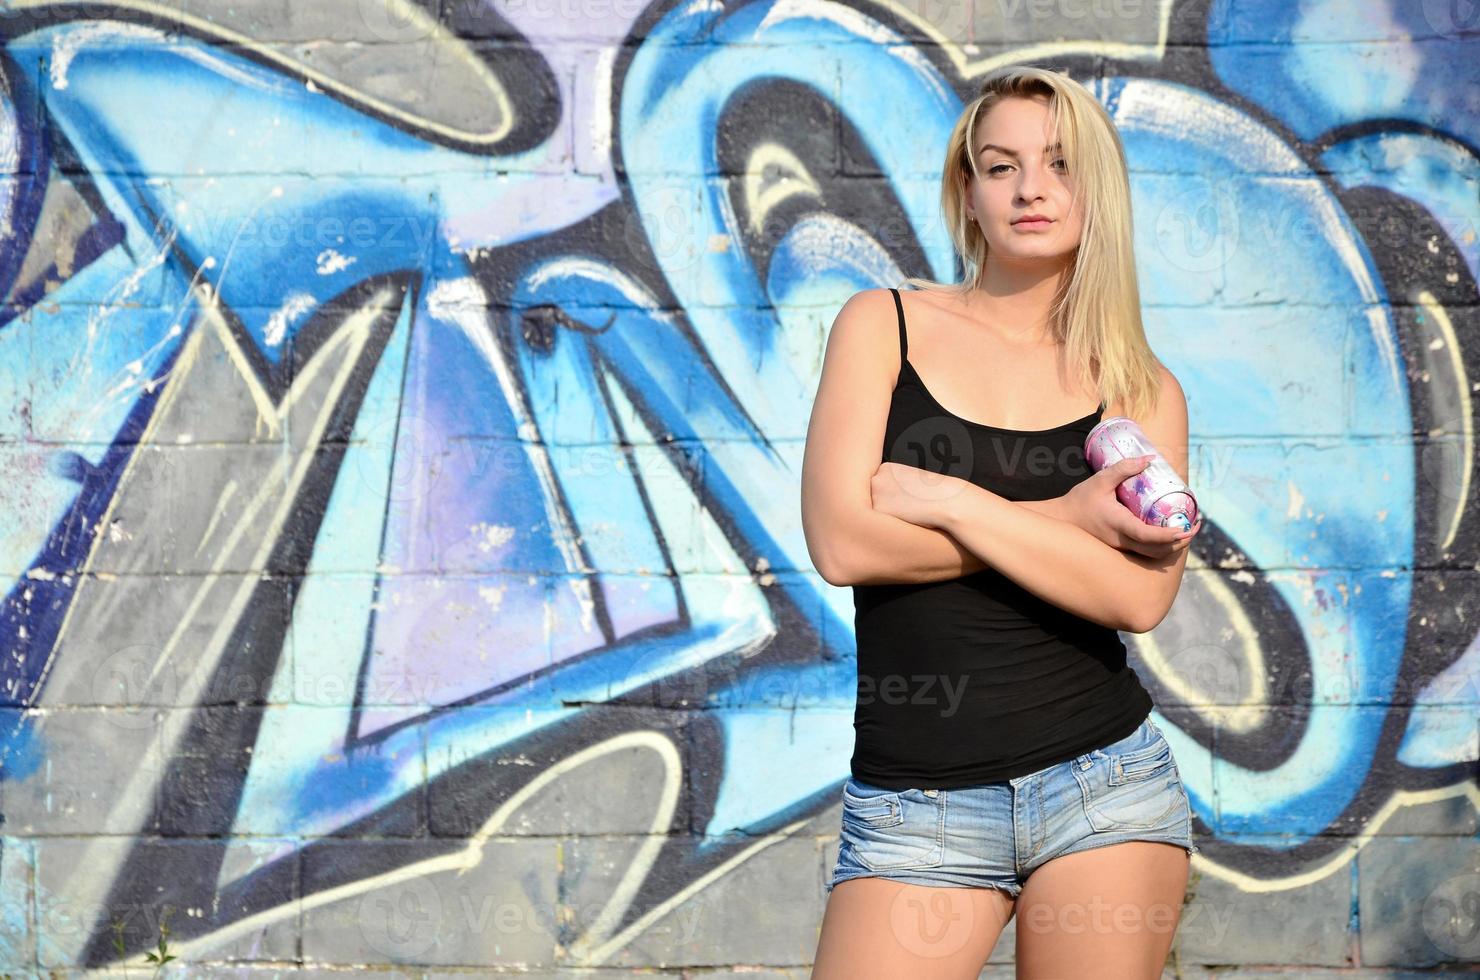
[896,282,963,308]
[1103,363,1185,423]
[834,286,902,325]
[825,289,906,370]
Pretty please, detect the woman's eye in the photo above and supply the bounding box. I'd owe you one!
[988,161,1067,174]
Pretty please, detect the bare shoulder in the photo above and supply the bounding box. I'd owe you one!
[894,283,959,319]
[1151,363,1188,421]
[823,287,903,377]
[1140,362,1185,407]
[834,286,899,328]
[1105,363,1185,419]
[1138,363,1190,480]
[801,287,909,584]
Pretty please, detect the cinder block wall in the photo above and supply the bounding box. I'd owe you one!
[0,0,1476,975]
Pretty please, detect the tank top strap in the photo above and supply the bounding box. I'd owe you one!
[888,287,908,361]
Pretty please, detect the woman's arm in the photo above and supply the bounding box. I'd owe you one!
[800,289,1078,587]
[801,289,985,586]
[937,486,1190,632]
[934,366,1195,632]
[847,496,1071,586]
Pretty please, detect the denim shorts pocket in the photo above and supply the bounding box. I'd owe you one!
[842,780,905,828]
[1073,731,1184,832]
[1109,736,1174,785]
[840,779,944,871]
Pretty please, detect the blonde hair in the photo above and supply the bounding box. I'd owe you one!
[901,65,1163,420]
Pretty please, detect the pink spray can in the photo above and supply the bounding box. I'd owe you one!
[1083,416,1199,532]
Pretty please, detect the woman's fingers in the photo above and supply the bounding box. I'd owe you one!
[1112,513,1203,557]
[1176,517,1205,539]
[1168,519,1204,552]
[1123,518,1202,557]
[1123,517,1184,544]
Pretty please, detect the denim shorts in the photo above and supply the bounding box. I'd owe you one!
[827,716,1199,897]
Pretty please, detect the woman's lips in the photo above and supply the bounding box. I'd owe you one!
[1012,218,1053,229]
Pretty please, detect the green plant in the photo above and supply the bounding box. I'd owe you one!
[108,905,177,976]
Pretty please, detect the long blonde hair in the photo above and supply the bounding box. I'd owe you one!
[901,65,1163,420]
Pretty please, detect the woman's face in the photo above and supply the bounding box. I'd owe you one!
[964,95,1084,262]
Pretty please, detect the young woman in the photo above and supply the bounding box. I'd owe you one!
[800,65,1205,979]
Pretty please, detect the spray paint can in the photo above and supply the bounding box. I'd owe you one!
[1083,416,1200,532]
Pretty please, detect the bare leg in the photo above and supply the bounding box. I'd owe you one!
[1013,841,1190,980]
[811,877,1017,980]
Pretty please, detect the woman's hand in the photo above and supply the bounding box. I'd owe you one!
[1061,455,1204,559]
[869,461,970,529]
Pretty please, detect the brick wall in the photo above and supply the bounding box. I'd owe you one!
[0,0,1476,975]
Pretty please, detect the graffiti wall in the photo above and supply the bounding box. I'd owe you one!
[0,0,1475,973]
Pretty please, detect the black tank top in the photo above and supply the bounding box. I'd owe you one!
[850,287,1153,789]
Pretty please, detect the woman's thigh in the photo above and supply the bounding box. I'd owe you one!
[812,876,1016,980]
[1012,717,1198,977]
[1013,840,1189,979]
